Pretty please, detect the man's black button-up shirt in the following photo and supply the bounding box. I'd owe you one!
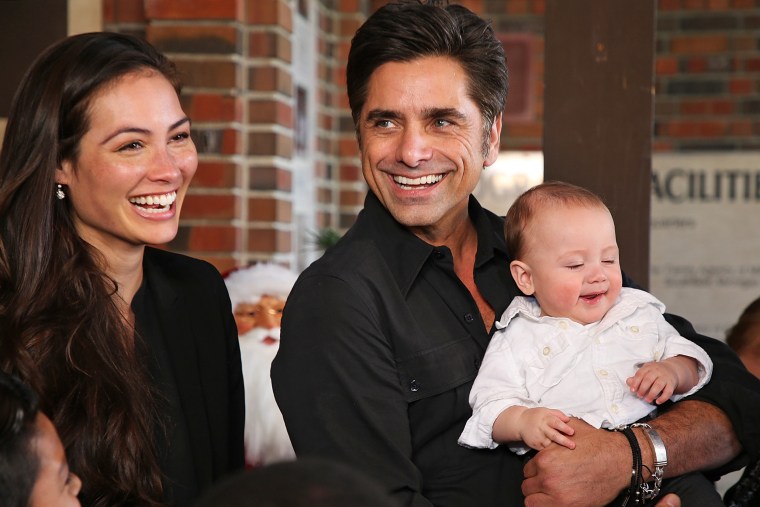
[273,192,528,506]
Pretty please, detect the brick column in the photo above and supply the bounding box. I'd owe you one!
[330,1,365,231]
[243,0,296,268]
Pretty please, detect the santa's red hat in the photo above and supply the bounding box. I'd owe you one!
[224,263,298,309]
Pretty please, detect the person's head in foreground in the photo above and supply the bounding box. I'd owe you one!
[194,457,399,507]
[0,371,81,507]
[506,181,622,325]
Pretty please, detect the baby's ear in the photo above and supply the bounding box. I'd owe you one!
[510,260,535,296]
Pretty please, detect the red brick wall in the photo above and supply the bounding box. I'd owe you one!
[102,0,760,272]
[654,0,760,150]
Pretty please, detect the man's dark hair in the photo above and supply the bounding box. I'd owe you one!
[0,371,40,507]
[346,0,508,136]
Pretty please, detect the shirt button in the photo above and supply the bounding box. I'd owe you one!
[433,249,444,259]
[630,326,639,334]
[559,321,568,329]
[611,404,619,413]
[542,346,551,356]
[464,313,474,323]
[409,380,420,392]
[599,369,608,376]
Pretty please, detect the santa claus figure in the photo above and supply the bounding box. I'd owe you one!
[224,263,299,467]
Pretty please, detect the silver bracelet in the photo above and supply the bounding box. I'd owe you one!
[631,423,667,501]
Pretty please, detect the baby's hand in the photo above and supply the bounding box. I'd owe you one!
[518,408,575,451]
[626,362,678,405]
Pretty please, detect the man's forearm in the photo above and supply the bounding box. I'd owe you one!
[522,402,741,506]
[639,400,741,478]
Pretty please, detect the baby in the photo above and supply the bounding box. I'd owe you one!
[459,181,720,505]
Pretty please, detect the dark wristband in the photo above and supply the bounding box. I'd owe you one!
[616,426,643,506]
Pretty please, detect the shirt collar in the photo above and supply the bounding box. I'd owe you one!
[469,194,510,267]
[357,191,509,296]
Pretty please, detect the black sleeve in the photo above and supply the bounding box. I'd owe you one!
[272,274,434,507]
[663,312,760,465]
[218,272,246,471]
[623,272,760,468]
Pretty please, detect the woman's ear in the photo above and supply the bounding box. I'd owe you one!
[56,160,73,186]
[510,260,535,296]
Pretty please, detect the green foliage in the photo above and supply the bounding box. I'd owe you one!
[311,227,342,251]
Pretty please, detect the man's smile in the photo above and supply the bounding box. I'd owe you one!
[392,173,444,189]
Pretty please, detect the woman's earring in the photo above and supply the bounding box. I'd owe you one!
[56,184,65,200]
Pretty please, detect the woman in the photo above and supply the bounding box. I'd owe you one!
[0,370,82,507]
[0,32,244,506]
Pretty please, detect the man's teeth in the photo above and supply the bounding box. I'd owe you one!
[393,174,443,188]
[129,191,177,213]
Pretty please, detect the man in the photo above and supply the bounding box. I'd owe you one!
[272,1,760,506]
[225,263,298,467]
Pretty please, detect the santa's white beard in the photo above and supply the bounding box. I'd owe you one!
[239,326,295,466]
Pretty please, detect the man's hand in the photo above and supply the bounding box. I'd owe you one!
[522,418,684,507]
[522,418,630,507]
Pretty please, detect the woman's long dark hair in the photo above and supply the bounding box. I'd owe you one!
[0,32,182,506]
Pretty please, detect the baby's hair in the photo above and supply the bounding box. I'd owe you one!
[505,181,608,260]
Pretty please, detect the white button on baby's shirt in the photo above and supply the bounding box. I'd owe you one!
[599,369,608,376]
[630,326,639,334]
[559,321,568,330]
[542,346,551,356]
[611,404,619,413]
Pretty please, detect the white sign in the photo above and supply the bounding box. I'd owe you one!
[651,152,760,340]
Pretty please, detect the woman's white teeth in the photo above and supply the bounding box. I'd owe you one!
[393,174,443,187]
[129,191,176,212]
